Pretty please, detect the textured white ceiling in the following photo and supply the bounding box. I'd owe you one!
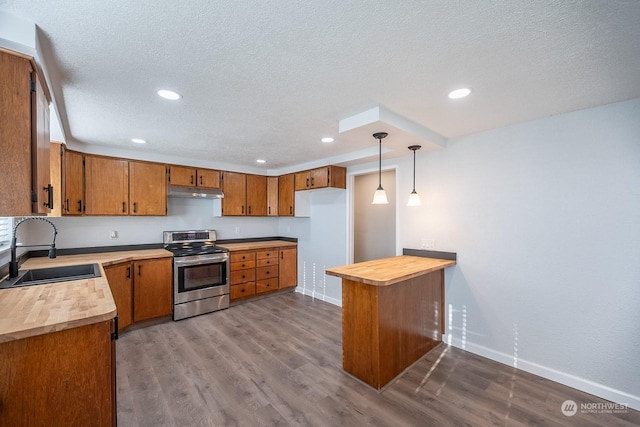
[2,1,639,171]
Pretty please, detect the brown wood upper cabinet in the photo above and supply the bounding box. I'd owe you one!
[61,148,84,215]
[0,49,52,216]
[130,161,167,215]
[220,171,246,215]
[278,174,295,216]
[267,176,278,216]
[246,174,267,216]
[169,165,220,188]
[220,172,268,216]
[84,155,130,215]
[294,166,346,191]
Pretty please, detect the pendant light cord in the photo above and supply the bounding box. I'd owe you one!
[412,148,416,192]
[378,137,382,189]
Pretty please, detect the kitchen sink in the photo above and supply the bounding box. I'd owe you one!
[0,263,101,289]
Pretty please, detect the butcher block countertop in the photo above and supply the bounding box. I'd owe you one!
[219,240,297,251]
[325,255,456,286]
[0,248,172,343]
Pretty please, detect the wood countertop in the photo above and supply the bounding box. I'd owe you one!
[325,255,456,286]
[219,240,297,251]
[0,248,172,343]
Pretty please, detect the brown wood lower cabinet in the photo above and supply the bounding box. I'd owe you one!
[229,246,297,301]
[104,262,133,331]
[104,257,172,328]
[0,319,116,426]
[133,258,173,322]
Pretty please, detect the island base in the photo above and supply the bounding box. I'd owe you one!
[341,270,444,390]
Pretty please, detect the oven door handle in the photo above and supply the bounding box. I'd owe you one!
[174,257,229,267]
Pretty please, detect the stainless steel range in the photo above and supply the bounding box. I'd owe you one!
[163,230,230,320]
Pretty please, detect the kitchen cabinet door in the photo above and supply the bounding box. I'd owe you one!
[221,171,246,215]
[197,168,220,188]
[85,155,129,215]
[130,161,167,216]
[278,174,295,216]
[267,176,278,216]
[169,165,197,186]
[133,258,173,322]
[104,262,133,331]
[309,167,328,189]
[0,50,51,216]
[62,149,84,215]
[0,319,115,426]
[294,171,310,191]
[246,174,267,216]
[279,247,297,289]
[31,70,52,214]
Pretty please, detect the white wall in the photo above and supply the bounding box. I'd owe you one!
[18,198,280,248]
[282,189,347,306]
[347,98,640,409]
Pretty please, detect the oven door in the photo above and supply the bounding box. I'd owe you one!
[174,255,230,304]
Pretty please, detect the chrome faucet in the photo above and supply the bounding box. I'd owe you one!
[9,217,58,278]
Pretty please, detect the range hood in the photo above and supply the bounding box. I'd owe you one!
[168,186,224,199]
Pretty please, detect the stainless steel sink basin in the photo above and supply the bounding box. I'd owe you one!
[0,263,101,289]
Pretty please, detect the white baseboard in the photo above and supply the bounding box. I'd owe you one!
[445,335,640,411]
[295,287,342,307]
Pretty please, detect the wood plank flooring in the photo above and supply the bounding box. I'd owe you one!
[117,292,639,426]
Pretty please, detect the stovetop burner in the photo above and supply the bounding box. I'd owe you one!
[165,243,228,257]
[163,229,228,258]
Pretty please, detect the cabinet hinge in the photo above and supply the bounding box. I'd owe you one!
[60,145,64,156]
[31,192,38,203]
[30,80,36,92]
[166,167,171,182]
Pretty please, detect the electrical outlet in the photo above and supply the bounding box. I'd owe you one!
[109,230,118,239]
[421,238,435,249]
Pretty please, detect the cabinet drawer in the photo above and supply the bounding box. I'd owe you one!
[256,258,277,268]
[230,251,256,263]
[256,249,278,260]
[231,260,256,271]
[230,283,256,300]
[256,278,279,294]
[230,269,256,285]
[256,265,279,280]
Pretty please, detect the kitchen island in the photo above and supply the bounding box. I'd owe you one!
[326,255,456,390]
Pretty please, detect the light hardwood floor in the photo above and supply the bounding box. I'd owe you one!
[116,292,639,426]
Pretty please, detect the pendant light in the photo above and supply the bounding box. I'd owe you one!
[407,145,422,206]
[372,132,389,204]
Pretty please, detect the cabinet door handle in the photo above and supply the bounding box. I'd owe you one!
[242,205,245,214]
[126,267,131,278]
[77,200,82,212]
[306,178,309,187]
[122,202,126,213]
[133,202,137,213]
[289,206,293,215]
[65,198,69,212]
[241,288,245,293]
[200,175,203,185]
[138,265,141,276]
[310,177,314,186]
[43,184,53,209]
[248,206,251,214]
[191,175,194,185]
[268,206,271,215]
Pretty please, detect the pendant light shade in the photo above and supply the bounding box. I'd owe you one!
[372,132,389,205]
[407,145,422,206]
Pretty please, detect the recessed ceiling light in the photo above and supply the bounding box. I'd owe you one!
[256,159,266,164]
[448,88,471,99]
[131,138,147,144]
[321,137,335,143]
[157,89,181,100]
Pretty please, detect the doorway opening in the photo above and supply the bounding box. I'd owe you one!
[352,169,396,263]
